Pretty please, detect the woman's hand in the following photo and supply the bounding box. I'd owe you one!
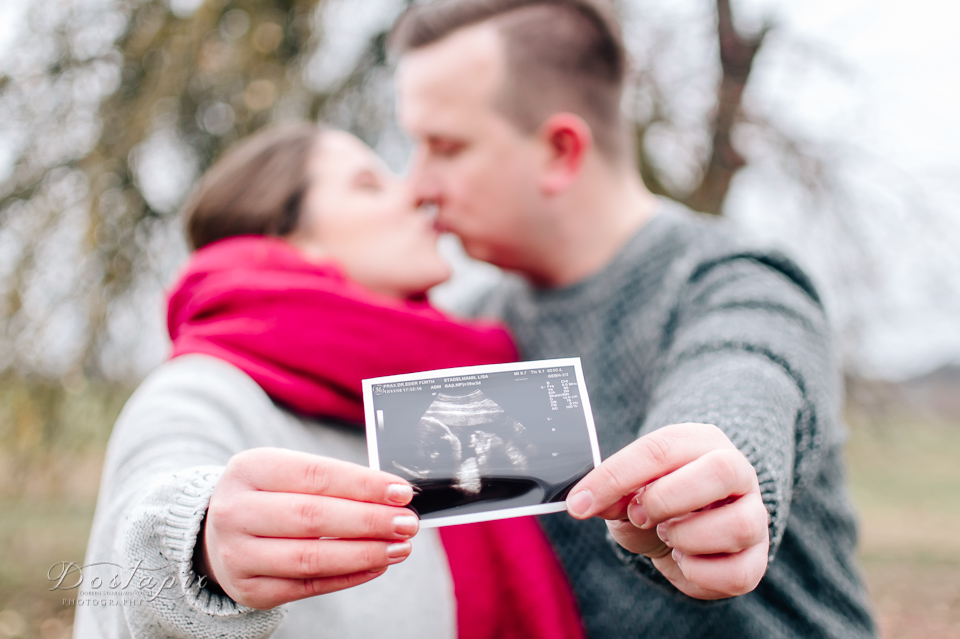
[195,448,420,610]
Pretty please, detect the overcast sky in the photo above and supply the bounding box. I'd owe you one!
[731,0,960,379]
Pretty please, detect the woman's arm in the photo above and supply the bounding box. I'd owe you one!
[74,355,417,638]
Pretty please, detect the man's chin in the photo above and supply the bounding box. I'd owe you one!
[444,228,515,270]
[459,238,499,265]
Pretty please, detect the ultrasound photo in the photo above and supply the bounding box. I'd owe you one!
[362,358,601,527]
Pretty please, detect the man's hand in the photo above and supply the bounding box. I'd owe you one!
[565,423,769,600]
[196,448,420,610]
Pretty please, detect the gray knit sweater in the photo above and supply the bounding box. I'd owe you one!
[475,200,878,638]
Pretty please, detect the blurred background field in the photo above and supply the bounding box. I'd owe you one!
[1,378,959,639]
[846,373,960,639]
[1,0,958,637]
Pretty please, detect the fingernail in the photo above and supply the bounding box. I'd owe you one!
[566,490,594,517]
[656,522,669,544]
[672,548,683,563]
[386,484,414,505]
[627,501,648,529]
[368,567,388,574]
[393,514,419,537]
[386,541,412,561]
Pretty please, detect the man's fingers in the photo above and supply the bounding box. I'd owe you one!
[592,494,634,521]
[228,448,413,504]
[231,569,388,610]
[655,493,769,555]
[565,423,770,601]
[228,491,419,540]
[567,423,732,518]
[606,519,671,558]
[653,539,769,599]
[633,448,758,528]
[234,538,413,580]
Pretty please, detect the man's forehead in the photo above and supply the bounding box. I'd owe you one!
[396,23,504,130]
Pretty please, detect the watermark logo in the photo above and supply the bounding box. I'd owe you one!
[49,559,209,607]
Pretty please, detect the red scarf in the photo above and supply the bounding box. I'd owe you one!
[167,236,585,639]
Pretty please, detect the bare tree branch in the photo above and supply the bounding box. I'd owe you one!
[684,0,767,215]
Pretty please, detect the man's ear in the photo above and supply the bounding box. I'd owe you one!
[538,113,593,196]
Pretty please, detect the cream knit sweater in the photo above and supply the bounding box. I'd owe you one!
[74,354,457,638]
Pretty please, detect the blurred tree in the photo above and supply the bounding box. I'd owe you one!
[1,0,322,383]
[0,0,332,453]
[0,0,868,450]
[635,0,764,214]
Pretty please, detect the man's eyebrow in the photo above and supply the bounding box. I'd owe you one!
[428,136,466,148]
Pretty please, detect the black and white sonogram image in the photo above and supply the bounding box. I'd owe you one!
[363,359,601,527]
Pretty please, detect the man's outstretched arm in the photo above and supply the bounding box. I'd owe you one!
[566,252,837,599]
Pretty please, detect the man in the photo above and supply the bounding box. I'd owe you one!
[390,1,877,637]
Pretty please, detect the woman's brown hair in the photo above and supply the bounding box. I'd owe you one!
[181,122,324,250]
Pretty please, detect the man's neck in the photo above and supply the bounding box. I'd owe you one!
[521,164,658,289]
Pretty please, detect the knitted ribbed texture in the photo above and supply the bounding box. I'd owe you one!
[118,466,288,637]
[74,354,458,639]
[476,200,878,638]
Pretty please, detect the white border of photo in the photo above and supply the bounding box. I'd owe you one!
[362,357,602,528]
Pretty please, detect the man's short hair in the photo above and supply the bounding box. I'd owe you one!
[390,0,629,160]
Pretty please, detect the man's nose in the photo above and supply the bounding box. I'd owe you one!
[407,148,443,209]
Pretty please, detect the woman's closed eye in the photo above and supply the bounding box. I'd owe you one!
[353,169,384,192]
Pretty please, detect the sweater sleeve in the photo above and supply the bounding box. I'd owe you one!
[73,356,288,638]
[614,251,840,581]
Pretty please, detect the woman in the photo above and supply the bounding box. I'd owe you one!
[74,123,584,638]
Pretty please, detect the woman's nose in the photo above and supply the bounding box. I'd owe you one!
[395,175,439,219]
[385,176,420,215]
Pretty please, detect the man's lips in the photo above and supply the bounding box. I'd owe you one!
[431,214,455,234]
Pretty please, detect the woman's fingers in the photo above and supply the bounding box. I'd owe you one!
[235,537,413,581]
[228,491,419,540]
[232,569,389,610]
[229,448,413,505]
[655,492,769,555]
[203,449,425,609]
